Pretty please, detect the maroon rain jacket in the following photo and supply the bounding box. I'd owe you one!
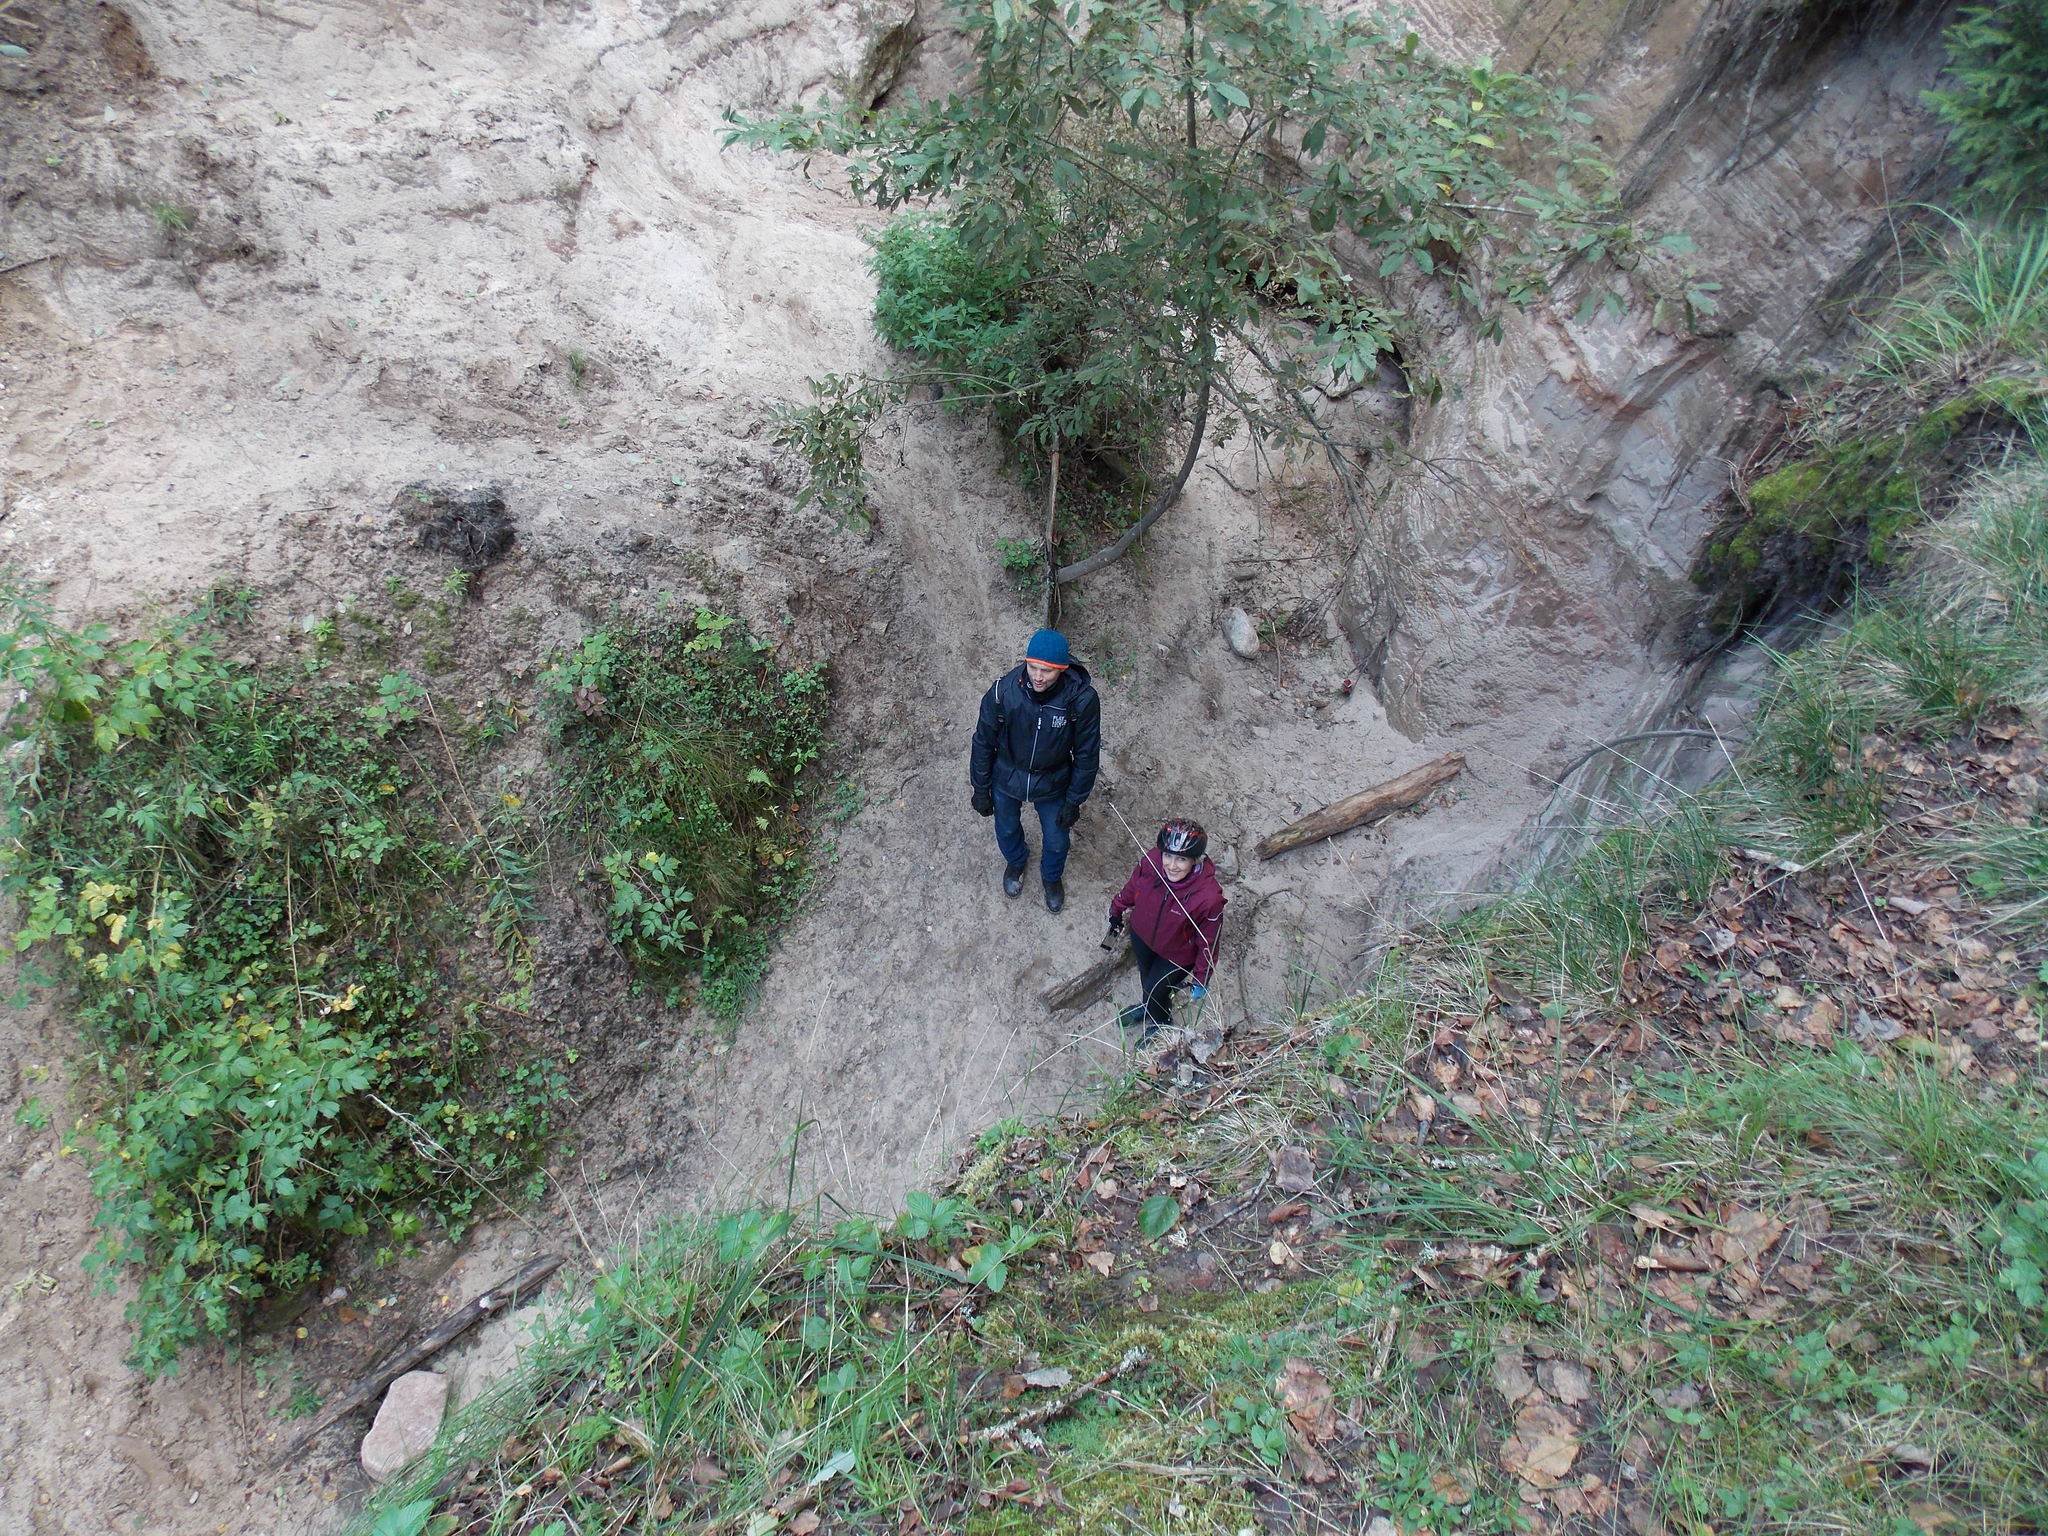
[1109,848,1226,984]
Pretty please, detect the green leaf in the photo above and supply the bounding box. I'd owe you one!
[0,42,29,58]
[809,1448,858,1484]
[369,1501,437,1536]
[1137,1193,1180,1239]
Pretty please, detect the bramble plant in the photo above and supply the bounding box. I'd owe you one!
[0,584,561,1374]
[730,0,1700,571]
[543,607,827,1016]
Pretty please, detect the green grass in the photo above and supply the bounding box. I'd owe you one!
[1870,217,2048,389]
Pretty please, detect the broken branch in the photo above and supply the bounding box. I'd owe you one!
[963,1347,1150,1443]
[1254,752,1464,860]
[1041,943,1135,1012]
[272,1254,565,1464]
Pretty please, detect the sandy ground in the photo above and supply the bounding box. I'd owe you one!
[0,1,1715,1531]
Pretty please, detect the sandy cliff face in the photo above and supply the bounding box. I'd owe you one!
[1333,0,1953,745]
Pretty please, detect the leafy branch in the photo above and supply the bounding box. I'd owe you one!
[731,0,1692,578]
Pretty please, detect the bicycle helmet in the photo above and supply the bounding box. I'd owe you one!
[1157,819,1208,859]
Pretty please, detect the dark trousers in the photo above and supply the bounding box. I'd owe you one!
[993,791,1070,882]
[1130,931,1190,1030]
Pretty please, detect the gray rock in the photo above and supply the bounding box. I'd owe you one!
[1223,607,1261,660]
[361,1370,449,1484]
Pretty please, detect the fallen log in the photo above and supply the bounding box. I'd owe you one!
[1041,944,1134,1012]
[1254,752,1465,861]
[272,1253,566,1464]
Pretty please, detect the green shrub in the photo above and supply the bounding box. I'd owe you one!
[870,214,1175,468]
[544,607,826,1014]
[0,587,561,1373]
[1926,0,2048,213]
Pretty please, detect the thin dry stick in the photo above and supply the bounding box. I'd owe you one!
[1190,1173,1271,1237]
[421,691,534,967]
[273,1255,566,1464]
[368,1092,563,1248]
[963,1347,1150,1444]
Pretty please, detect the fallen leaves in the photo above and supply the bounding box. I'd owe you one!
[1536,1359,1593,1405]
[1710,1207,1787,1269]
[1276,1358,1338,1484]
[1499,1402,1580,1487]
[1276,1358,1336,1440]
[1492,1349,1538,1405]
[1273,1145,1317,1194]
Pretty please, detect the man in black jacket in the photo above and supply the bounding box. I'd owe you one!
[969,628,1101,913]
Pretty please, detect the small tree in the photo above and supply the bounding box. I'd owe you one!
[1925,0,2048,215]
[731,0,1700,580]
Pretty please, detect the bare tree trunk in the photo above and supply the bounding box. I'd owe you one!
[1052,370,1212,586]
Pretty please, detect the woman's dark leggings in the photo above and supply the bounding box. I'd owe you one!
[1130,932,1190,1030]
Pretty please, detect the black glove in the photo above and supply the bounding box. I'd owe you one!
[971,787,995,818]
[1055,801,1081,830]
[1100,915,1125,951]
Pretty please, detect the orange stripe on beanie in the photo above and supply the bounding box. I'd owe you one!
[1024,628,1071,668]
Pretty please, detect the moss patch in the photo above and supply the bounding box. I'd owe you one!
[1694,380,2043,636]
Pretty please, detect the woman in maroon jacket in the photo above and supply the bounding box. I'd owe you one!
[1107,819,1226,1044]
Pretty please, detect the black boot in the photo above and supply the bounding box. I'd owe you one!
[1043,879,1065,914]
[1116,1005,1149,1031]
[1003,864,1025,898]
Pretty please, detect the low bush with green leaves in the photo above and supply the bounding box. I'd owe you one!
[0,586,561,1374]
[543,606,826,1017]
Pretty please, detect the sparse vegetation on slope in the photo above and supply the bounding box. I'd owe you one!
[542,605,828,1019]
[733,0,1705,567]
[0,588,830,1373]
[1696,214,2047,636]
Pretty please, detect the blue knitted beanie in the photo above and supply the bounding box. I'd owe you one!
[1024,629,1071,667]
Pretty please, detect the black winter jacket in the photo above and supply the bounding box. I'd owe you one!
[969,663,1102,807]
